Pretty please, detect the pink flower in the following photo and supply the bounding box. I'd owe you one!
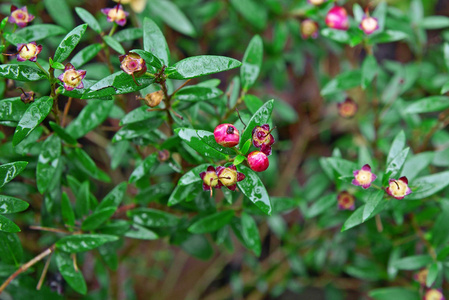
[424,289,445,300]
[325,6,349,31]
[119,52,147,76]
[337,191,355,210]
[214,124,240,148]
[247,151,269,172]
[16,42,42,62]
[386,176,412,200]
[352,164,377,189]
[252,124,275,155]
[57,63,86,91]
[199,166,222,192]
[360,15,379,35]
[301,19,319,39]
[101,4,129,26]
[216,165,245,191]
[8,5,35,28]
[337,97,358,118]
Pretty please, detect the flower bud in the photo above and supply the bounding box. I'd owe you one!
[119,52,147,77]
[199,166,221,191]
[143,90,163,108]
[216,165,245,191]
[101,4,129,26]
[424,289,445,300]
[337,97,358,118]
[252,124,275,156]
[247,151,269,172]
[337,191,355,210]
[16,42,42,62]
[8,5,34,28]
[386,177,412,200]
[301,19,319,39]
[17,87,34,104]
[307,0,326,5]
[157,150,170,162]
[325,6,349,31]
[214,124,240,147]
[57,63,86,91]
[359,15,379,35]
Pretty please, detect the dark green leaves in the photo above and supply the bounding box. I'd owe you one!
[407,171,449,200]
[70,44,102,68]
[143,17,170,66]
[54,24,87,63]
[0,65,47,82]
[129,154,158,183]
[166,56,241,80]
[44,0,75,30]
[0,196,29,214]
[174,86,223,102]
[405,96,449,114]
[0,215,20,233]
[0,161,28,188]
[150,0,196,37]
[7,24,67,44]
[13,96,53,145]
[176,128,231,160]
[239,99,274,149]
[128,208,179,228]
[0,97,27,122]
[56,234,119,253]
[75,7,101,34]
[37,135,61,194]
[188,211,235,234]
[237,165,271,215]
[103,36,125,55]
[341,190,385,231]
[61,192,75,229]
[55,252,87,295]
[241,35,263,91]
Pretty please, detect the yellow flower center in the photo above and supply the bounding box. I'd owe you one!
[388,180,407,197]
[108,7,126,21]
[63,70,83,88]
[356,170,372,185]
[203,172,218,187]
[19,44,37,60]
[219,168,237,186]
[425,289,443,300]
[309,0,325,4]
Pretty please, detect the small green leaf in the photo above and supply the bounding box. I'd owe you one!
[0,195,29,214]
[326,157,358,178]
[407,171,449,200]
[362,190,385,222]
[0,215,20,233]
[61,192,75,229]
[238,100,274,149]
[51,61,65,70]
[421,16,449,29]
[102,35,125,55]
[368,30,408,44]
[405,96,449,114]
[81,207,116,231]
[13,96,53,145]
[361,55,378,90]
[176,164,209,186]
[306,193,337,218]
[174,86,223,102]
[56,252,87,295]
[56,234,119,253]
[70,44,103,68]
[143,17,170,66]
[8,24,67,44]
[124,223,159,240]
[188,211,235,234]
[44,0,75,30]
[321,70,361,96]
[391,254,432,270]
[129,153,158,183]
[75,181,90,218]
[49,121,77,145]
[97,182,127,211]
[166,56,241,80]
[241,35,263,91]
[113,28,143,42]
[0,161,28,188]
[176,128,231,160]
[369,288,419,300]
[237,165,272,215]
[385,147,409,178]
[150,0,196,37]
[75,7,101,34]
[0,65,47,82]
[180,234,213,260]
[387,130,406,164]
[113,118,163,142]
[229,0,267,30]
[66,148,111,183]
[0,232,23,264]
[320,28,350,44]
[37,135,61,194]
[168,184,195,207]
[233,155,245,166]
[426,262,439,287]
[240,139,252,155]
[128,208,179,227]
[341,201,387,231]
[0,97,27,122]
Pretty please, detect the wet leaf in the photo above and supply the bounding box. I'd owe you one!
[241,35,263,90]
[0,97,27,122]
[188,211,235,234]
[55,251,87,295]
[128,208,179,227]
[0,65,47,82]
[61,192,75,229]
[150,0,196,37]
[143,17,170,66]
[0,215,20,233]
[0,161,28,188]
[166,56,241,80]
[237,165,271,215]
[56,234,119,253]
[36,135,61,194]
[239,100,274,149]
[103,35,125,55]
[75,7,101,34]
[129,153,158,183]
[0,195,29,214]
[70,44,102,68]
[54,24,87,63]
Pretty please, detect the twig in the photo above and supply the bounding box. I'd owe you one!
[170,79,192,98]
[36,252,53,290]
[29,225,72,234]
[61,97,72,127]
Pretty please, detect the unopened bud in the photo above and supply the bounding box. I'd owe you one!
[143,90,163,107]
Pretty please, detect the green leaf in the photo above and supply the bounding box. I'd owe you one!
[70,44,103,68]
[326,157,358,178]
[238,99,274,149]
[66,148,111,183]
[0,65,47,82]
[341,201,386,231]
[432,208,449,247]
[113,118,163,142]
[321,70,361,96]
[402,152,434,181]
[233,155,245,166]
[75,181,90,218]
[36,135,61,194]
[102,35,125,55]
[421,16,449,29]
[168,184,195,207]
[405,96,449,114]
[44,0,75,30]
[150,0,196,37]
[113,28,143,42]
[241,35,263,91]
[7,24,67,44]
[55,251,87,295]
[306,193,337,218]
[426,262,439,287]
[124,223,159,240]
[166,56,241,80]
[241,212,261,256]
[229,0,267,30]
[0,215,20,233]
[13,96,53,145]
[143,17,170,66]
[368,30,408,44]
[97,182,127,211]
[444,43,449,71]
[385,147,409,178]
[75,7,101,34]
[128,208,179,227]
[130,49,163,73]
[0,232,23,264]
[0,97,27,122]
[361,55,378,90]
[51,61,65,70]
[66,100,114,139]
[82,71,154,99]
[362,190,385,222]
[320,28,350,44]
[0,161,28,188]
[387,130,406,164]
[129,153,158,183]
[61,192,75,229]
[49,121,77,145]
[0,195,28,214]
[176,128,230,160]
[391,254,432,270]
[81,207,116,231]
[180,234,213,260]
[369,288,419,300]
[240,139,251,155]
[178,164,209,187]
[56,234,119,253]
[237,165,271,215]
[174,86,223,102]
[188,211,235,234]
[407,171,449,200]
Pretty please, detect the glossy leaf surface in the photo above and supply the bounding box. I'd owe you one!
[56,251,87,295]
[241,35,263,90]
[56,234,119,253]
[54,24,87,63]
[166,56,241,80]
[0,65,47,82]
[237,165,271,215]
[143,17,170,66]
[36,135,61,194]
[188,211,235,234]
[128,208,179,227]
[239,99,274,149]
[0,161,28,188]
[75,7,101,33]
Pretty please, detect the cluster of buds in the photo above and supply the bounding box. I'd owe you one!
[247,124,275,172]
[324,4,379,35]
[200,165,245,196]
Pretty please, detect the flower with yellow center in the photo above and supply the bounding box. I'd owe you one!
[8,5,35,28]
[386,176,412,200]
[352,164,377,189]
[360,16,379,35]
[57,63,86,91]
[337,191,355,210]
[16,42,42,62]
[216,165,245,191]
[101,4,129,26]
[113,0,147,13]
[423,289,445,300]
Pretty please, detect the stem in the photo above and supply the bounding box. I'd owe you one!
[48,65,60,124]
[0,245,55,294]
[108,23,118,37]
[36,252,53,290]
[416,108,449,153]
[170,79,192,97]
[61,97,72,127]
[29,225,72,234]
[34,61,50,78]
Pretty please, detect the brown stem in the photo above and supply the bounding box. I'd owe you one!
[0,245,55,294]
[416,108,449,153]
[170,79,192,98]
[36,252,53,290]
[29,225,72,234]
[61,97,72,127]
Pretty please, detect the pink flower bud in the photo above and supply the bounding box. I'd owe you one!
[386,176,412,200]
[16,42,42,62]
[252,124,275,155]
[119,52,147,77]
[214,124,240,147]
[337,97,358,118]
[352,164,376,189]
[337,191,355,210]
[101,4,129,26]
[8,5,34,28]
[325,6,349,31]
[301,19,319,39]
[359,15,379,35]
[216,165,245,191]
[247,151,269,172]
[57,63,86,91]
